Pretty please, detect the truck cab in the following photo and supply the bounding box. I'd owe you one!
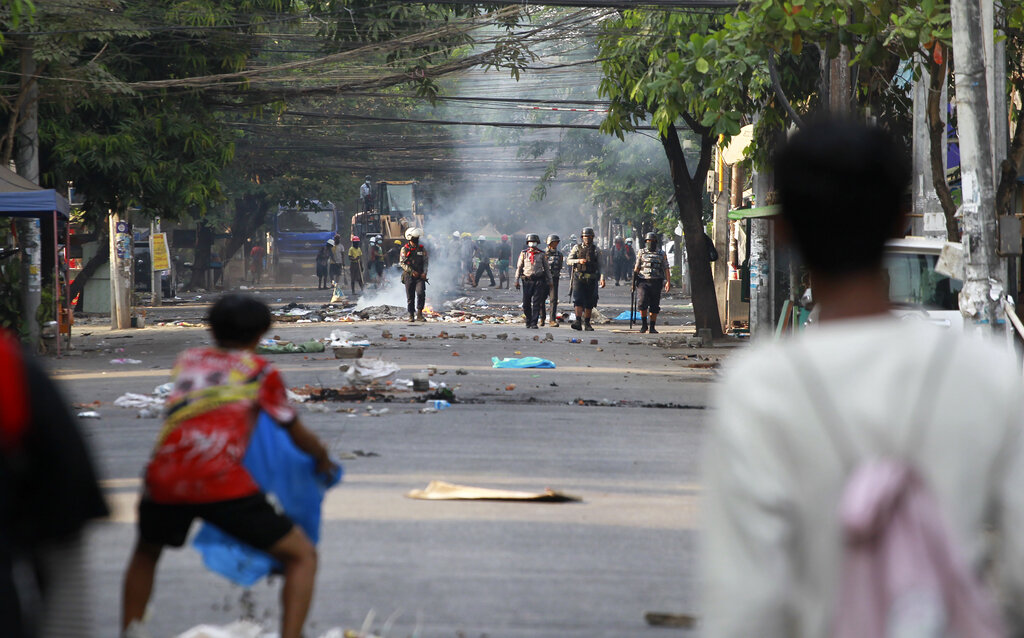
[884,236,964,330]
[272,201,337,283]
[351,181,422,244]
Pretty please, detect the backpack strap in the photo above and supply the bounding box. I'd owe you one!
[788,332,954,469]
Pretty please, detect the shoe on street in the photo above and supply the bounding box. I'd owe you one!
[584,322,594,332]
[570,320,582,331]
[649,326,659,334]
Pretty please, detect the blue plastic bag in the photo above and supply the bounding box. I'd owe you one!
[193,412,342,586]
[615,310,642,321]
[491,356,556,369]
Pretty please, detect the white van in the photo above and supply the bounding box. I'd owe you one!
[884,237,964,330]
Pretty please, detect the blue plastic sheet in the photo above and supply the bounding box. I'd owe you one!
[193,412,342,586]
[615,310,642,321]
[491,356,556,369]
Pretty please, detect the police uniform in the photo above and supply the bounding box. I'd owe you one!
[633,242,669,333]
[515,242,551,329]
[568,242,602,310]
[400,240,429,321]
[544,245,564,325]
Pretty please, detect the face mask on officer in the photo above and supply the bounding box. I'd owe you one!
[527,241,538,248]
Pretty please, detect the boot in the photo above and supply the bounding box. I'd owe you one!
[649,315,658,334]
[584,319,594,331]
[550,315,559,327]
[409,312,416,323]
[570,318,582,331]
[640,317,648,333]
[539,315,545,327]
[417,311,426,322]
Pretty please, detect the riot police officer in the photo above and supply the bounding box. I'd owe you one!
[514,233,551,329]
[633,232,671,333]
[566,227,606,331]
[400,228,429,322]
[542,234,564,327]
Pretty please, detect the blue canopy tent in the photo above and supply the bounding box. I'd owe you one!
[0,166,72,354]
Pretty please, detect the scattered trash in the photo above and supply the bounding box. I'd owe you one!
[381,330,392,339]
[174,621,265,638]
[614,310,643,321]
[340,358,401,385]
[412,372,430,391]
[455,368,469,375]
[644,612,698,629]
[256,339,325,354]
[589,339,598,345]
[505,384,516,391]
[492,357,556,369]
[406,480,581,502]
[153,382,174,396]
[451,352,460,356]
[419,407,438,414]
[326,330,371,348]
[306,403,332,414]
[76,411,101,419]
[110,358,142,365]
[425,385,456,402]
[569,338,581,344]
[426,400,450,410]
[365,407,389,417]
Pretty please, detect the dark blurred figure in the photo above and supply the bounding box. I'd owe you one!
[0,329,108,638]
[702,120,1024,637]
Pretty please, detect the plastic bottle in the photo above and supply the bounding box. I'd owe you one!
[431,400,451,410]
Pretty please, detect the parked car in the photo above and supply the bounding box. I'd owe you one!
[134,245,175,298]
[884,236,964,330]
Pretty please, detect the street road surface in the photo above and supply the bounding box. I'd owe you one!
[44,281,737,637]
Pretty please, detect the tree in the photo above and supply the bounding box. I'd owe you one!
[597,10,771,337]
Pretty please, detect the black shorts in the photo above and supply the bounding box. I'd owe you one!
[138,493,294,550]
[572,279,600,309]
[637,279,664,313]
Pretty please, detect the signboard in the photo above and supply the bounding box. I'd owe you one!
[150,232,171,271]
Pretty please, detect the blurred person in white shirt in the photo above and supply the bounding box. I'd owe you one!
[702,119,1024,638]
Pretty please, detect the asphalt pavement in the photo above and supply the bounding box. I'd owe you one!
[43,279,743,638]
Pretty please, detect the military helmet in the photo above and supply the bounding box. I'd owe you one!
[546,234,560,244]
[581,227,595,237]
[570,234,578,241]
[615,235,623,242]
[526,233,541,244]
[645,232,658,242]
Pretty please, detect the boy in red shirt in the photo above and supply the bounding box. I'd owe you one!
[122,295,335,638]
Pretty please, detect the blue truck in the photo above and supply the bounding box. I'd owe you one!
[271,201,338,283]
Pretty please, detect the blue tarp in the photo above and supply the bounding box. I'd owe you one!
[193,413,342,586]
[491,356,556,369]
[614,311,642,321]
[0,167,70,217]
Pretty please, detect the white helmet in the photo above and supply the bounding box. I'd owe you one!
[406,227,424,240]
[477,235,486,242]
[452,231,460,239]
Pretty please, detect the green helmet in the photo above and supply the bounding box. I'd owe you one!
[581,227,595,237]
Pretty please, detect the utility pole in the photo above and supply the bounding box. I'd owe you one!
[14,37,41,349]
[109,212,131,329]
[749,168,772,339]
[950,0,1001,331]
[712,149,730,332]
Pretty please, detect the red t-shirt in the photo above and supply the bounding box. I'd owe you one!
[145,347,296,504]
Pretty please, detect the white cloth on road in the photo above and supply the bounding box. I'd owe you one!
[703,317,1024,638]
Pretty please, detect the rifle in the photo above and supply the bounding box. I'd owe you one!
[630,275,637,330]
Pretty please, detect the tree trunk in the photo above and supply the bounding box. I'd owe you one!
[660,122,723,337]
[995,77,1024,217]
[188,223,213,290]
[926,57,960,239]
[69,226,109,311]
[222,194,270,264]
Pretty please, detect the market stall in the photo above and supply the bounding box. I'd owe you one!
[0,166,72,354]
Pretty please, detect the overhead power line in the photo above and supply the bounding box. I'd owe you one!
[283,109,655,131]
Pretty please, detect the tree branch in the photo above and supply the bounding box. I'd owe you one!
[767,51,805,129]
[926,57,959,239]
